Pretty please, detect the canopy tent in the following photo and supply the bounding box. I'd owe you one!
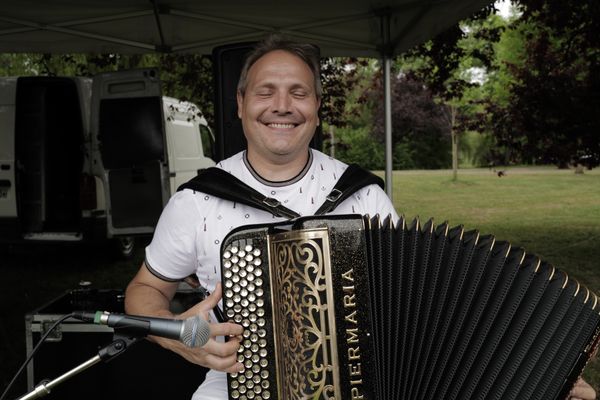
[0,0,494,197]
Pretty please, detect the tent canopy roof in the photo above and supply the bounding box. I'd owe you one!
[0,0,492,56]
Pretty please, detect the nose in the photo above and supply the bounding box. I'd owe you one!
[271,91,292,114]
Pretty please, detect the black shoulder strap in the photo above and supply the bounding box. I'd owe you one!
[178,164,384,219]
[314,163,385,215]
[177,168,300,219]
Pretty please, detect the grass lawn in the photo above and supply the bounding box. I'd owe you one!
[1,166,599,396]
[387,166,600,388]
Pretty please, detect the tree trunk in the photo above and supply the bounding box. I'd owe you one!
[451,106,458,181]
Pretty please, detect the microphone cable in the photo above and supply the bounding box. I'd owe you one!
[0,313,74,400]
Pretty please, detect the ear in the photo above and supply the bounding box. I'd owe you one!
[236,91,244,119]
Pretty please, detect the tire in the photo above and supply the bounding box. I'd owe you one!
[113,236,136,260]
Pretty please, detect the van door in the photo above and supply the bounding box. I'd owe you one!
[91,69,169,237]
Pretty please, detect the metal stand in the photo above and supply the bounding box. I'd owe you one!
[17,334,140,400]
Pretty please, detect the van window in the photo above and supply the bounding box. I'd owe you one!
[199,124,214,160]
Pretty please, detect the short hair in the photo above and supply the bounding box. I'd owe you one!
[237,35,322,99]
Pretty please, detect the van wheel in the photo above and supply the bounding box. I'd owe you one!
[113,236,136,259]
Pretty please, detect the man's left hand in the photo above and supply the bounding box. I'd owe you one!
[569,378,596,400]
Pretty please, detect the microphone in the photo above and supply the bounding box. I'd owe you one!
[73,311,211,348]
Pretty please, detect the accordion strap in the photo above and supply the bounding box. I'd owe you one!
[314,164,384,215]
[177,164,384,219]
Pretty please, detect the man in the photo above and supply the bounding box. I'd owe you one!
[125,35,596,400]
[125,35,397,399]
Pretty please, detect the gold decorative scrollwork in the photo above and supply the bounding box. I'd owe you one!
[270,229,340,399]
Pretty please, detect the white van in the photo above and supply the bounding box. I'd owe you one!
[0,69,214,257]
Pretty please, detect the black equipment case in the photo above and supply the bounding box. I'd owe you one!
[24,287,208,400]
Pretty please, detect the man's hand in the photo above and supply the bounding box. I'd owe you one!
[570,378,596,400]
[154,283,244,373]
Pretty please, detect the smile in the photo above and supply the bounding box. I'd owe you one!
[266,122,297,129]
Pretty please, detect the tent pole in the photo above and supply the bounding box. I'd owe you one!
[384,55,393,200]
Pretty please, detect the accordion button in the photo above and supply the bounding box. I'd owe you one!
[247,274,255,282]
[226,299,234,308]
[254,385,261,394]
[239,269,247,278]
[225,289,234,298]
[224,251,232,259]
[257,309,265,317]
[250,324,258,332]
[247,391,255,399]
[259,349,267,358]
[257,318,266,327]
[253,248,261,257]
[256,299,264,307]
[224,270,232,278]
[233,294,241,303]
[241,299,249,307]
[245,360,253,368]
[252,354,260,363]
[246,380,255,390]
[243,330,251,338]
[238,375,246,383]
[239,385,247,394]
[254,269,263,277]
[234,315,242,323]
[233,284,241,293]
[243,319,250,327]
[231,381,239,389]
[246,370,254,378]
[253,258,262,266]
[258,339,267,348]
[249,313,257,322]
[239,260,247,268]
[250,333,259,342]
[252,364,261,373]
[258,329,266,338]
[238,354,244,362]
[255,278,263,286]
[263,390,270,399]
[225,280,233,288]
[227,309,235,318]
[231,389,240,398]
[259,359,268,368]
[238,250,246,258]
[244,340,252,349]
[231,255,239,263]
[245,244,253,252]
[224,260,232,268]
[234,304,242,312]
[242,309,250,318]
[256,289,264,297]
[248,295,256,303]
[231,246,239,254]
[260,371,269,380]
[247,265,255,273]
[251,344,259,352]
[232,275,240,283]
[232,265,240,273]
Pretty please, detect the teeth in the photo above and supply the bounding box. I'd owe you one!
[268,123,295,129]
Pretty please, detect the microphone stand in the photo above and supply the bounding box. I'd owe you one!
[17,332,141,400]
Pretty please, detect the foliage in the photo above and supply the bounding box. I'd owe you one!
[361,72,452,169]
[485,0,600,168]
[328,125,385,170]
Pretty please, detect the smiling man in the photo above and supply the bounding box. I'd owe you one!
[124,35,398,399]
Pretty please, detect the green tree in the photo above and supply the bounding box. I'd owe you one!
[486,0,600,169]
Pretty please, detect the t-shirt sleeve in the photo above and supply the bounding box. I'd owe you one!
[145,190,199,281]
[356,184,399,221]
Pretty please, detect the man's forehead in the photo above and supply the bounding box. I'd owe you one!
[248,50,313,79]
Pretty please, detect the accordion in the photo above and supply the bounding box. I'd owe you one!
[219,214,600,400]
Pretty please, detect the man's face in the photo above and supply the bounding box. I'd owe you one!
[237,50,320,164]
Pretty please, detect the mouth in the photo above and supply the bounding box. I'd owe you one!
[264,122,299,129]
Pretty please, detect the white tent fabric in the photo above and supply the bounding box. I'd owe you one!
[0,0,493,198]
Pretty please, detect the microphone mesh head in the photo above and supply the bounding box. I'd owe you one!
[182,316,211,347]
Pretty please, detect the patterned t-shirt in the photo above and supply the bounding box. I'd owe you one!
[146,149,398,292]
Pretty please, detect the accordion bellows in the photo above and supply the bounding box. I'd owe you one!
[220,214,600,400]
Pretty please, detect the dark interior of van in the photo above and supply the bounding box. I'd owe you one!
[15,77,84,233]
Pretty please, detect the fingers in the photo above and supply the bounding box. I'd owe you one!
[570,378,596,400]
[199,336,244,373]
[210,321,244,337]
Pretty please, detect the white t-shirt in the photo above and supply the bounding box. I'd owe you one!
[145,149,398,399]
